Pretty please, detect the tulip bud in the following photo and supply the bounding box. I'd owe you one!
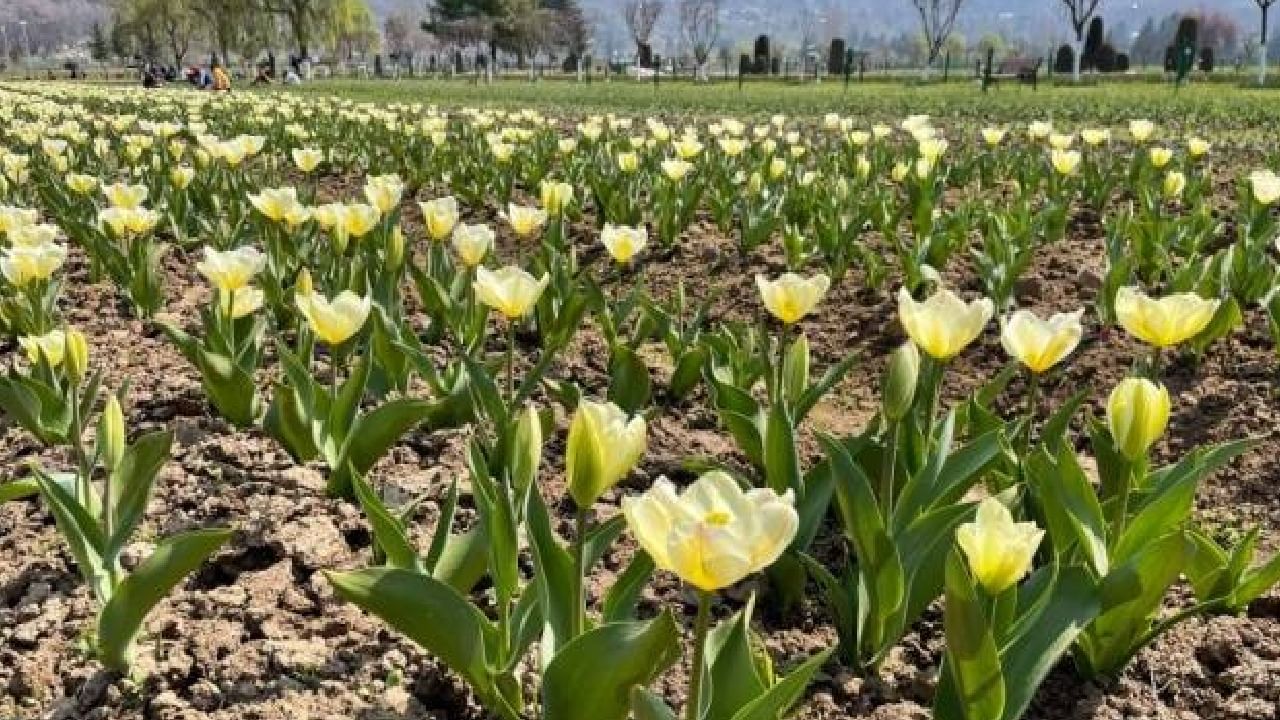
[956,497,1044,595]
[99,394,126,471]
[295,267,313,297]
[1107,378,1171,461]
[509,404,543,494]
[566,400,646,509]
[882,341,920,422]
[65,329,89,383]
[386,227,405,271]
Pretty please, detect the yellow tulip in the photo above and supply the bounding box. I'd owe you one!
[170,166,195,190]
[1187,137,1211,158]
[419,196,460,241]
[897,287,993,361]
[601,224,648,264]
[566,399,647,508]
[100,394,126,471]
[103,182,148,209]
[1107,377,1171,460]
[616,152,639,173]
[1048,133,1074,150]
[452,223,494,267]
[660,159,693,182]
[10,223,58,247]
[956,498,1044,595]
[312,202,344,231]
[505,203,547,239]
[1,242,66,286]
[19,329,66,367]
[1051,149,1081,176]
[1081,128,1111,146]
[228,285,264,318]
[1250,170,1280,205]
[673,137,703,159]
[364,174,404,215]
[981,127,1006,146]
[196,246,266,292]
[999,308,1084,373]
[98,207,133,237]
[65,173,99,194]
[124,207,160,236]
[539,180,574,217]
[1148,146,1173,168]
[296,290,372,346]
[248,187,301,222]
[342,203,382,239]
[473,265,550,319]
[1027,121,1053,140]
[1129,119,1155,143]
[0,206,38,236]
[1163,171,1186,200]
[1114,287,1219,348]
[621,471,798,592]
[756,272,831,324]
[292,147,324,173]
[718,137,746,157]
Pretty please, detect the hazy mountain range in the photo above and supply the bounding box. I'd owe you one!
[2,0,1268,55]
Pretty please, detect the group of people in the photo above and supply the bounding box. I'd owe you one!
[140,52,310,91]
[140,60,230,91]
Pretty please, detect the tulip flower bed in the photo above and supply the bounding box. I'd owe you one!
[1,82,1279,720]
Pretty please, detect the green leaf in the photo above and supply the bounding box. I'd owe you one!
[603,550,655,623]
[704,600,769,720]
[524,485,577,667]
[97,527,232,671]
[351,471,423,572]
[330,398,437,498]
[631,687,678,720]
[608,345,652,415]
[763,404,800,495]
[424,477,460,573]
[326,567,519,720]
[541,612,681,720]
[263,382,320,463]
[668,347,706,400]
[195,349,260,427]
[0,477,38,502]
[935,551,1004,720]
[432,525,490,594]
[728,647,834,720]
[1029,447,1108,576]
[34,470,109,597]
[720,409,765,469]
[794,353,858,423]
[104,430,173,564]
[328,353,372,441]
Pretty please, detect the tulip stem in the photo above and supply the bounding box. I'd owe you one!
[571,506,588,638]
[1148,348,1163,382]
[505,321,517,406]
[880,420,899,517]
[686,590,713,720]
[1110,457,1145,549]
[1022,372,1040,455]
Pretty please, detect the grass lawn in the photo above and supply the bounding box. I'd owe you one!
[275,75,1280,125]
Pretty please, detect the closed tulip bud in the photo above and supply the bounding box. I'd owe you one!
[1114,286,1219,348]
[622,471,797,591]
[1107,378,1171,460]
[510,404,544,492]
[295,267,313,297]
[296,290,372,346]
[882,341,920,422]
[567,400,647,508]
[756,272,830,324]
[999,308,1084,374]
[956,498,1044,595]
[387,227,405,271]
[897,287,994,361]
[473,265,550,319]
[65,329,89,382]
[100,394,126,472]
[539,180,574,217]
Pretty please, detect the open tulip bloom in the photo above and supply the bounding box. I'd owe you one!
[1114,286,1219,376]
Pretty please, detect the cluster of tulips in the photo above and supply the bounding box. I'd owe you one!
[2,81,1280,720]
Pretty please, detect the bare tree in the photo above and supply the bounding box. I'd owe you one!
[623,0,662,68]
[679,0,718,81]
[908,0,966,77]
[1059,0,1102,82]
[1257,0,1277,84]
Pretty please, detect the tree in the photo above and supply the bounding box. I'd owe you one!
[1082,16,1102,70]
[679,0,718,81]
[424,0,505,80]
[549,0,592,80]
[327,0,379,59]
[623,0,662,68]
[1059,0,1103,82]
[263,0,340,59]
[1255,0,1276,84]
[90,22,110,62]
[190,0,253,68]
[906,0,967,77]
[384,12,413,58]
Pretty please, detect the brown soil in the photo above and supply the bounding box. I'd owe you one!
[2,166,1278,720]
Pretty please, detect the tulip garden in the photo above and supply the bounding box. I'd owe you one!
[1,80,1280,720]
